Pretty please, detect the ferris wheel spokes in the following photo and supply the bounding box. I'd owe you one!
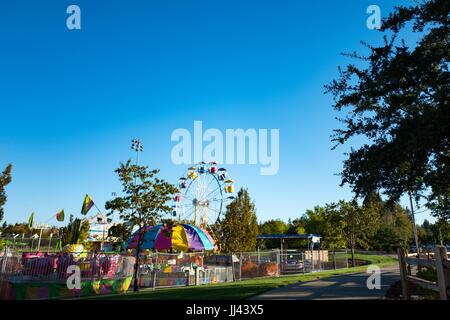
[172,162,235,228]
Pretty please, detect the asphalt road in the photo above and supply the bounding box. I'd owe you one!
[252,265,400,300]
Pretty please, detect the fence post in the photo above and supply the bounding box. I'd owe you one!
[398,248,411,300]
[194,267,199,286]
[345,249,348,268]
[185,269,190,286]
[333,251,336,270]
[239,253,242,281]
[230,253,235,282]
[1,246,8,274]
[318,244,321,271]
[152,252,158,290]
[434,246,448,300]
[277,249,281,276]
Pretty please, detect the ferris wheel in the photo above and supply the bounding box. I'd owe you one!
[172,162,235,228]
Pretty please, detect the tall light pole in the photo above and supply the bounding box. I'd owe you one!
[408,192,420,257]
[131,139,144,166]
[131,138,144,292]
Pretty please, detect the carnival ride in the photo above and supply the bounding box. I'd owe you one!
[127,223,218,251]
[172,162,235,229]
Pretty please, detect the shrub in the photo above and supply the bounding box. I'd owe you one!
[241,261,258,278]
[417,267,437,282]
[259,262,278,276]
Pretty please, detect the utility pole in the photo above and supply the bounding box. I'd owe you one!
[408,192,420,257]
[131,138,144,292]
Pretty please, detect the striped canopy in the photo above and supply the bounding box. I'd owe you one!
[127,224,217,251]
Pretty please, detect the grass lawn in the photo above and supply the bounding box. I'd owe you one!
[82,253,396,300]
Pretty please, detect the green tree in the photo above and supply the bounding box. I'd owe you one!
[291,205,346,249]
[285,218,307,249]
[221,188,258,253]
[0,164,12,224]
[60,214,90,245]
[419,219,434,244]
[325,0,450,219]
[286,218,306,235]
[428,195,450,222]
[105,160,178,292]
[433,219,450,245]
[321,204,347,250]
[302,206,327,235]
[338,200,379,266]
[415,218,450,246]
[108,222,132,242]
[2,223,30,236]
[259,219,289,249]
[369,202,413,252]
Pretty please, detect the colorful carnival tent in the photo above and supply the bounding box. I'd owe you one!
[127,224,217,251]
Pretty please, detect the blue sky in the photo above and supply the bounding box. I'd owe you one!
[0,0,433,226]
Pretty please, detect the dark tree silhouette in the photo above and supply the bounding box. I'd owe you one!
[325,0,449,220]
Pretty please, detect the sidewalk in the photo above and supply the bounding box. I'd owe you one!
[251,265,399,300]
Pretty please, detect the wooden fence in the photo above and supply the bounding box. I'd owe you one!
[398,246,450,300]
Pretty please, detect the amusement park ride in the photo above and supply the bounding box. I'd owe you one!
[172,162,235,238]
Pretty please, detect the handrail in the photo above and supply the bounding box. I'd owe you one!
[398,246,449,300]
[404,257,435,268]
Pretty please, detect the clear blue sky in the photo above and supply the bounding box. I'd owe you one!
[0,0,433,226]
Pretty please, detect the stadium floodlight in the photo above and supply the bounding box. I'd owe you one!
[131,139,144,152]
[131,138,144,165]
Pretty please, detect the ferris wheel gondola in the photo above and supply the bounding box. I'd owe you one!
[172,162,235,228]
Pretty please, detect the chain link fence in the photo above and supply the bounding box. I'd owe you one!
[1,247,350,299]
[0,248,134,300]
[137,252,234,289]
[280,249,348,274]
[234,250,280,280]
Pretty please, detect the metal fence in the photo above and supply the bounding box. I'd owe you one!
[281,250,349,273]
[0,249,134,300]
[234,250,280,280]
[280,251,309,274]
[1,247,350,299]
[234,249,349,278]
[137,252,234,289]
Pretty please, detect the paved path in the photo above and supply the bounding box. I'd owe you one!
[252,265,399,300]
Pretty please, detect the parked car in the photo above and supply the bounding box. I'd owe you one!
[409,245,428,254]
[409,245,418,253]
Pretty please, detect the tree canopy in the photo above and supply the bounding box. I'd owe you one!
[108,222,132,242]
[105,160,178,229]
[221,188,259,253]
[325,0,449,220]
[262,195,416,253]
[0,164,12,224]
[59,214,90,246]
[105,160,177,291]
[258,219,289,249]
[370,199,413,252]
[2,223,30,237]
